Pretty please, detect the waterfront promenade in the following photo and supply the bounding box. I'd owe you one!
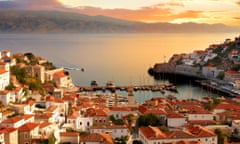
[78,83,177,93]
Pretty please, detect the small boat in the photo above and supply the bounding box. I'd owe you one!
[106,81,115,87]
[91,80,98,87]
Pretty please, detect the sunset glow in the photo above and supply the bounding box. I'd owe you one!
[0,0,240,26]
[57,0,240,26]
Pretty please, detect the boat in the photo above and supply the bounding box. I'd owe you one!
[91,80,98,87]
[106,81,115,87]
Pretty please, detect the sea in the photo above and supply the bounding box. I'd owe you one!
[0,33,238,103]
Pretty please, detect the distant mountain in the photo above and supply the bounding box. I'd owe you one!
[0,10,239,33]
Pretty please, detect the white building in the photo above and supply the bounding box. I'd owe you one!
[109,107,133,119]
[78,117,93,131]
[0,90,11,105]
[202,66,223,78]
[0,70,9,91]
[0,133,4,144]
[60,132,80,144]
[167,112,186,128]
[139,125,217,144]
[0,116,25,128]
[90,125,129,139]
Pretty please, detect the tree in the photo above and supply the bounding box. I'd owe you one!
[214,128,226,144]
[5,83,16,90]
[11,66,27,84]
[133,140,143,144]
[48,134,56,144]
[216,71,225,80]
[109,115,125,125]
[137,113,163,127]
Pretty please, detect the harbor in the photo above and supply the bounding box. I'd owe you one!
[78,83,178,94]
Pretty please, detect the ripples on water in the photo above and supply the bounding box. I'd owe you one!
[0,33,238,103]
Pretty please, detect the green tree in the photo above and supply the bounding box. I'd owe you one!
[11,66,27,84]
[216,71,225,80]
[213,98,221,105]
[48,134,56,144]
[109,115,125,125]
[5,83,16,90]
[214,128,226,144]
[114,136,127,144]
[137,113,163,127]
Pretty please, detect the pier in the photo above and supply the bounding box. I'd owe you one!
[78,83,177,93]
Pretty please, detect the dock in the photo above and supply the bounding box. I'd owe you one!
[78,83,178,93]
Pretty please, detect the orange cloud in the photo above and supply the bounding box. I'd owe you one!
[236,1,240,6]
[73,6,203,22]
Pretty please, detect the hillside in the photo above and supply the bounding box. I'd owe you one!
[0,10,240,33]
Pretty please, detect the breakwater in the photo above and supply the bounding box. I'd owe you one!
[78,83,178,94]
[148,63,237,97]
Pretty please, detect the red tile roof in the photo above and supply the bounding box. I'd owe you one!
[80,133,114,144]
[0,69,7,75]
[90,125,128,129]
[186,125,216,137]
[166,130,196,139]
[110,106,131,112]
[139,126,166,140]
[143,109,167,115]
[18,122,39,131]
[60,132,79,137]
[167,111,185,118]
[39,122,52,129]
[1,116,24,124]
[0,126,17,133]
[187,120,216,125]
[163,141,202,144]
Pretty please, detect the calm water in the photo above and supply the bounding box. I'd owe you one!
[0,33,238,103]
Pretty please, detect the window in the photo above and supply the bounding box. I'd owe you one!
[87,122,90,126]
[25,143,29,144]
[24,133,28,139]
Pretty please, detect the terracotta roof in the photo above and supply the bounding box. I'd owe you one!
[53,70,66,79]
[186,125,216,137]
[22,114,34,120]
[188,109,212,114]
[139,126,166,140]
[167,111,185,118]
[187,120,216,125]
[60,132,79,137]
[110,106,131,112]
[1,116,24,124]
[90,125,128,129]
[45,105,58,112]
[166,130,196,139]
[0,69,7,75]
[225,70,240,75]
[68,111,79,119]
[163,140,202,144]
[86,108,109,117]
[35,113,53,119]
[80,133,114,144]
[143,109,167,115]
[39,122,52,129]
[0,126,17,133]
[0,90,9,95]
[18,122,39,131]
[46,95,55,102]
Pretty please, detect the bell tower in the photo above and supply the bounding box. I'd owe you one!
[128,86,134,105]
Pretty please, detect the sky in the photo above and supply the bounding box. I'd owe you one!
[0,0,240,26]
